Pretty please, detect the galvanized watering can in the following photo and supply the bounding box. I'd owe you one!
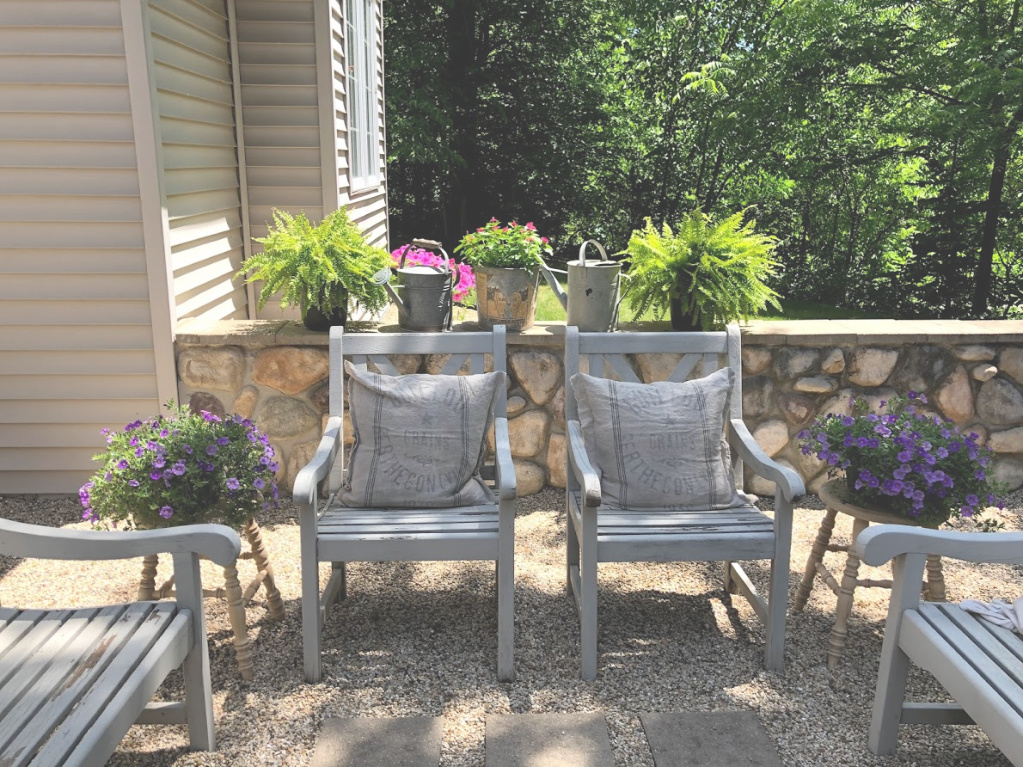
[381,239,456,332]
[539,240,622,332]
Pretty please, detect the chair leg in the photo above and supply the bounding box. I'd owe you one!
[300,517,322,683]
[497,554,514,682]
[566,494,579,593]
[765,492,793,673]
[579,508,598,681]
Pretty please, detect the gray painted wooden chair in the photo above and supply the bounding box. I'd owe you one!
[856,525,1023,764]
[564,325,805,679]
[0,517,240,764]
[294,327,516,683]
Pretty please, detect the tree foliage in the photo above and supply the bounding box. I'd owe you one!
[384,0,1023,318]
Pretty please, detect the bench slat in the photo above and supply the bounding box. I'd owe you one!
[902,608,1023,765]
[0,610,73,690]
[3,605,181,767]
[319,520,499,535]
[27,603,189,767]
[0,605,127,756]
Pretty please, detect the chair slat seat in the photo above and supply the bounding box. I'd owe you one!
[0,602,190,767]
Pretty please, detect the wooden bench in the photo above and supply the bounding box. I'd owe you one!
[855,525,1023,765]
[0,517,241,766]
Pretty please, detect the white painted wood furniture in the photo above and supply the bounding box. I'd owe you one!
[856,525,1023,765]
[0,517,241,766]
[564,326,805,679]
[294,326,516,683]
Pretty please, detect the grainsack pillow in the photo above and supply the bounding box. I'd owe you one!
[570,367,746,509]
[341,361,504,508]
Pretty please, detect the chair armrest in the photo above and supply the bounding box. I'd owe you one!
[855,525,1023,568]
[493,417,516,501]
[293,415,344,510]
[567,420,601,507]
[727,419,805,503]
[0,519,241,568]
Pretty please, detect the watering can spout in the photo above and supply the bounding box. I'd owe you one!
[380,278,409,321]
[539,263,568,310]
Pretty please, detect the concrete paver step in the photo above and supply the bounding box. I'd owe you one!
[309,716,442,767]
[485,712,614,767]
[641,711,783,767]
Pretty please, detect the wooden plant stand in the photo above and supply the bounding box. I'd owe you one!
[137,517,285,680]
[794,479,946,669]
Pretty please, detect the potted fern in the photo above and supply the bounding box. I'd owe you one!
[237,208,393,331]
[623,209,781,331]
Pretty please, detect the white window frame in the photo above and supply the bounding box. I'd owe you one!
[346,0,379,191]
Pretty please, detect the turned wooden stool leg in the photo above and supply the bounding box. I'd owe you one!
[924,554,946,602]
[138,554,159,601]
[223,562,255,681]
[828,517,869,668]
[794,508,837,612]
[244,518,285,621]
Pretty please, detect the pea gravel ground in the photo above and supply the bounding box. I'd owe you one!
[2,487,1021,767]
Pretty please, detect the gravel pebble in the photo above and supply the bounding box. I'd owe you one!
[1,488,1021,766]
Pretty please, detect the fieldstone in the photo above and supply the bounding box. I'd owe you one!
[232,385,259,419]
[509,351,562,406]
[188,392,225,420]
[794,443,827,478]
[741,347,771,375]
[889,345,955,395]
[255,396,319,438]
[747,458,797,497]
[794,376,838,394]
[976,378,1023,425]
[742,376,775,419]
[269,443,286,483]
[549,386,566,429]
[860,387,899,414]
[807,472,830,495]
[955,345,996,362]
[752,419,789,458]
[989,427,1023,453]
[935,365,974,423]
[310,382,330,413]
[178,347,245,390]
[817,389,856,418]
[847,347,899,387]
[387,354,423,375]
[507,395,527,416]
[992,456,1023,491]
[514,460,545,496]
[973,364,998,382]
[286,440,320,494]
[546,433,567,489]
[779,393,815,427]
[253,347,329,395]
[772,348,820,380]
[636,353,683,383]
[424,354,471,375]
[508,410,550,458]
[1001,347,1023,385]
[821,348,846,374]
[970,424,989,446]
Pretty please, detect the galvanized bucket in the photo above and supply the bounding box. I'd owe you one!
[540,240,622,332]
[384,240,456,332]
[474,265,539,332]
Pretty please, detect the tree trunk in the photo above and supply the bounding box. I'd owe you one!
[972,123,1017,316]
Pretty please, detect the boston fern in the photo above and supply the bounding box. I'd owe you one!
[238,207,392,316]
[623,209,782,330]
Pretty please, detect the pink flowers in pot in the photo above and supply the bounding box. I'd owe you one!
[390,245,476,303]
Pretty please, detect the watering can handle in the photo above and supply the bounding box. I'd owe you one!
[400,239,452,275]
[578,239,608,262]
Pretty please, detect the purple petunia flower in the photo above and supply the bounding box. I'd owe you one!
[116,459,129,470]
[172,461,186,476]
[159,506,174,519]
[268,461,279,472]
[150,471,161,481]
[128,479,139,487]
[183,444,193,454]
[226,478,240,491]
[206,444,218,456]
[217,437,229,446]
[152,457,165,469]
[253,477,265,490]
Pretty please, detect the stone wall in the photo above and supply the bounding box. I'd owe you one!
[175,319,1023,497]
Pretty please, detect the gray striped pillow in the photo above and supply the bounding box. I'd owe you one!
[341,361,503,508]
[570,368,743,509]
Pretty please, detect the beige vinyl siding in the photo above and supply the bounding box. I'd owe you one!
[150,0,247,322]
[235,0,322,320]
[0,0,159,494]
[340,0,387,249]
